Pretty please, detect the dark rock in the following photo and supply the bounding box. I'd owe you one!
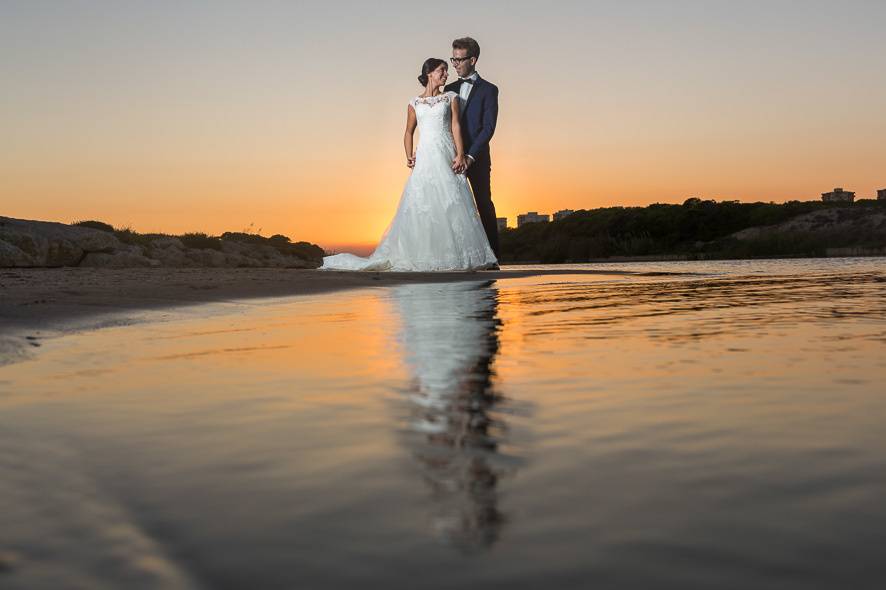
[0,216,120,267]
[150,236,184,249]
[187,248,227,267]
[80,251,158,268]
[0,238,35,267]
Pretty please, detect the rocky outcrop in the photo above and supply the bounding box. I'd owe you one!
[0,238,33,267]
[0,217,120,267]
[0,217,323,269]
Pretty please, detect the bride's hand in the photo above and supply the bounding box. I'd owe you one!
[407,156,416,168]
[451,154,466,174]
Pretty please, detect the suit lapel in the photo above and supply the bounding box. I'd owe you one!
[461,75,482,121]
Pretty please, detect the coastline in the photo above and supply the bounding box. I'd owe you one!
[501,249,886,265]
[0,267,650,366]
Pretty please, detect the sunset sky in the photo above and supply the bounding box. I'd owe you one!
[3,1,885,251]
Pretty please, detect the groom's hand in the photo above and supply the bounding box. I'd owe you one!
[451,154,467,174]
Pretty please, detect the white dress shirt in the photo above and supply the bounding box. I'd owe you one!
[458,71,479,109]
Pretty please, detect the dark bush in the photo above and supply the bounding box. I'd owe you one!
[220,231,322,260]
[221,231,264,245]
[181,232,223,251]
[289,241,325,262]
[113,227,162,248]
[73,220,115,233]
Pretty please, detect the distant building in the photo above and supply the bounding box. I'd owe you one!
[553,209,575,221]
[878,189,886,201]
[496,217,508,231]
[822,187,855,203]
[517,211,550,227]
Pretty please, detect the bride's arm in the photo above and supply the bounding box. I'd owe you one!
[450,98,467,173]
[404,104,417,168]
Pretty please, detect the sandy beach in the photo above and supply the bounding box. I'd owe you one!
[0,266,647,365]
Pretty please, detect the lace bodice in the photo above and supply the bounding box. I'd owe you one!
[410,91,457,139]
[409,92,458,160]
[410,91,456,108]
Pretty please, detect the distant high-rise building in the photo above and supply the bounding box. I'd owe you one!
[822,188,855,203]
[496,217,508,231]
[553,209,575,221]
[517,211,550,227]
[878,189,886,201]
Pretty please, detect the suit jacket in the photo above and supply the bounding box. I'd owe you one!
[445,75,499,162]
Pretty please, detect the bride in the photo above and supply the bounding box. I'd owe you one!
[321,58,498,272]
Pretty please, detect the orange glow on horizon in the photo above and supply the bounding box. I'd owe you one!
[3,4,885,249]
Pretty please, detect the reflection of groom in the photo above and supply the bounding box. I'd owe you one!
[445,37,500,260]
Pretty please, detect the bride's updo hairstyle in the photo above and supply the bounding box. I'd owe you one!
[418,58,447,86]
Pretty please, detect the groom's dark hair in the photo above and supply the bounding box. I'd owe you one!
[452,37,480,59]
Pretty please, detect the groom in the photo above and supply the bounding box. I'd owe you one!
[445,37,500,261]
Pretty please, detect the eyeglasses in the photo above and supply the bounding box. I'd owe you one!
[450,57,474,64]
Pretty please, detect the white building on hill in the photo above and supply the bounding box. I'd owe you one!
[517,212,550,227]
[821,188,855,203]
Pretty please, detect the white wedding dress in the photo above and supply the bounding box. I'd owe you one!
[321,91,498,271]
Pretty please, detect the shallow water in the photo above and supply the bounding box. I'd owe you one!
[2,258,885,589]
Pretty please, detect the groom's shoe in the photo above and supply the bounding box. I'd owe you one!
[488,263,501,271]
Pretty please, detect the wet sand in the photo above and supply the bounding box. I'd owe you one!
[0,267,650,364]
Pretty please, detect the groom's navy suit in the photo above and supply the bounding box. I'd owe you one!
[445,75,500,258]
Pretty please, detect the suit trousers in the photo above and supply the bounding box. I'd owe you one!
[466,157,500,258]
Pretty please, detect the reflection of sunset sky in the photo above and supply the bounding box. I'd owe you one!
[3,1,885,250]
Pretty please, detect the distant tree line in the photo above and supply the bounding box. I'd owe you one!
[498,198,886,263]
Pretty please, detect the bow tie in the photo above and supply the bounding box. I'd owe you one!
[459,77,475,84]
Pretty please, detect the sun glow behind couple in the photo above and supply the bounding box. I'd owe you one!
[321,37,501,272]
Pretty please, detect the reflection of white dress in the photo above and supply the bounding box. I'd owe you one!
[394,281,496,405]
[391,281,513,550]
[321,92,497,272]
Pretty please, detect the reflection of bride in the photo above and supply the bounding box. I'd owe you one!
[391,280,519,551]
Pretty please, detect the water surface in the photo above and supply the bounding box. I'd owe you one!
[2,258,885,589]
